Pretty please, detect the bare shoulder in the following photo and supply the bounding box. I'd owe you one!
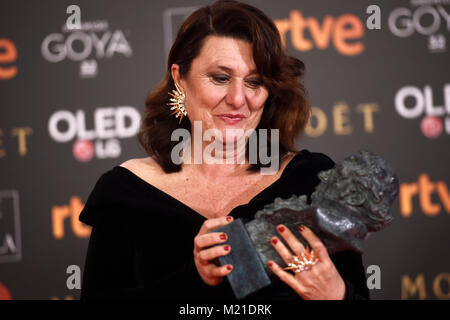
[119,157,165,181]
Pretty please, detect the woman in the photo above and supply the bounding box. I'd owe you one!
[79,0,369,300]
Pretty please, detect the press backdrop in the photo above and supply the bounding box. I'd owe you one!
[1,0,449,300]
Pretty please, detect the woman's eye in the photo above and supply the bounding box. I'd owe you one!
[246,79,262,88]
[210,75,262,88]
[211,75,229,83]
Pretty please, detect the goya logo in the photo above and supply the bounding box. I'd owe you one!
[395,83,450,139]
[388,2,450,53]
[274,10,365,56]
[48,106,141,162]
[41,20,132,78]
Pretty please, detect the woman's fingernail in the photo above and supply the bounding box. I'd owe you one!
[277,225,285,233]
[299,225,305,232]
[226,265,233,271]
[220,233,227,240]
[224,245,230,251]
[268,261,273,267]
[271,238,278,245]
[226,216,233,222]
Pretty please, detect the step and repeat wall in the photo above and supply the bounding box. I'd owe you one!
[0,0,449,300]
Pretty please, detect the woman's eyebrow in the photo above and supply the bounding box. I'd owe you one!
[213,65,258,76]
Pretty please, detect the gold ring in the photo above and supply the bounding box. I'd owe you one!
[283,247,319,273]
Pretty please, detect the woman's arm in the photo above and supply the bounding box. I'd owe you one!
[80,213,214,300]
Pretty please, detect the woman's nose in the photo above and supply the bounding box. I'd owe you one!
[225,81,246,109]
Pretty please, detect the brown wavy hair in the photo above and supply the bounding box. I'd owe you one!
[138,0,310,173]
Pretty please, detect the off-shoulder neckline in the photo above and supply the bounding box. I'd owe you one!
[113,150,307,220]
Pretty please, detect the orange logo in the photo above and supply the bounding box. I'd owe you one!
[402,273,450,300]
[274,10,365,56]
[400,174,450,217]
[0,38,18,79]
[51,295,74,300]
[0,283,12,300]
[52,196,91,239]
[305,102,378,137]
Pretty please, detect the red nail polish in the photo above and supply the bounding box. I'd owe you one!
[226,265,233,271]
[224,245,230,251]
[277,225,285,233]
[220,233,227,240]
[268,261,273,267]
[226,216,233,222]
[271,238,278,245]
[299,225,305,232]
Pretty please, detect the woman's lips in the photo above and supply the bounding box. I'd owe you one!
[218,114,245,125]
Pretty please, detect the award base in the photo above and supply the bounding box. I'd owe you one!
[215,219,271,299]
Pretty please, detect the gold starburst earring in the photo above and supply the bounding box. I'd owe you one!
[167,82,187,124]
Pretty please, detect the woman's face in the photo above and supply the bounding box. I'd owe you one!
[172,35,269,143]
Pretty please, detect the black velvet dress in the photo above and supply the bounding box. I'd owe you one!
[79,149,370,300]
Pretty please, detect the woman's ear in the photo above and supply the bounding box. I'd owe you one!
[170,63,185,92]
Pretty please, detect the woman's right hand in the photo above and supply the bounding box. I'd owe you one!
[193,216,234,286]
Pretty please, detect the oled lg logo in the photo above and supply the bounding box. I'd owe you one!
[0,190,22,264]
[388,1,449,53]
[395,83,450,138]
[41,15,132,78]
[48,106,141,162]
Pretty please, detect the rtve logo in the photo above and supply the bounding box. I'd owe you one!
[0,38,18,80]
[274,10,365,56]
[400,174,450,217]
[52,196,90,239]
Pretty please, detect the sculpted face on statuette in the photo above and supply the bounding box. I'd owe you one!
[246,150,400,269]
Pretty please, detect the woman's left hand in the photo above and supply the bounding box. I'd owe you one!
[267,224,346,300]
